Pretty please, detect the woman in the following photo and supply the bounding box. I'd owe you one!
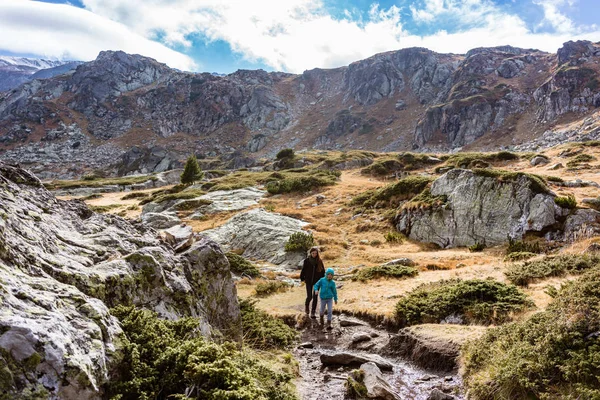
[300,247,325,318]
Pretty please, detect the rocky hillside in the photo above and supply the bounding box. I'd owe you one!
[2,41,600,178]
[0,161,241,398]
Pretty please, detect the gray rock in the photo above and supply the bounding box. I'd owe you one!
[563,209,600,241]
[0,162,241,399]
[339,317,367,327]
[557,180,600,188]
[548,163,564,170]
[320,352,393,371]
[352,333,372,343]
[360,362,402,400]
[396,169,563,247]
[382,258,416,267]
[583,197,600,210]
[530,155,550,166]
[141,212,181,229]
[201,208,307,268]
[428,389,456,400]
[161,224,194,252]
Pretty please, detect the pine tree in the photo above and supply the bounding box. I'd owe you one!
[180,155,204,185]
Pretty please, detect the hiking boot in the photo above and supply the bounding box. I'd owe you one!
[305,305,309,315]
[326,320,332,330]
[319,315,324,325]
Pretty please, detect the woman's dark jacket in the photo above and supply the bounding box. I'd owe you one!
[300,257,325,286]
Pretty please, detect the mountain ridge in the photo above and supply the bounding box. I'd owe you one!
[1,41,600,178]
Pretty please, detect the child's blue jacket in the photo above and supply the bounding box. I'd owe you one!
[314,273,338,301]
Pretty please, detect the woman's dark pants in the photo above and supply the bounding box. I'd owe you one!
[305,283,318,315]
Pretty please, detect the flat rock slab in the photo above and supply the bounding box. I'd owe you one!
[142,212,181,229]
[320,352,394,371]
[352,333,372,343]
[199,187,266,213]
[340,317,368,327]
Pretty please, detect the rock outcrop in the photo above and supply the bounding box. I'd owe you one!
[0,162,240,399]
[396,169,567,247]
[200,208,307,268]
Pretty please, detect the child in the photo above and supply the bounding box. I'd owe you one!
[313,268,338,329]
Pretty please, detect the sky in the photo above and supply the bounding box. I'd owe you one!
[0,0,599,74]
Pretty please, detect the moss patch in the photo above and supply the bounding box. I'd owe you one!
[351,176,433,209]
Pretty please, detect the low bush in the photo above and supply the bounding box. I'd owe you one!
[472,169,550,195]
[469,243,486,252]
[425,264,451,271]
[350,176,433,209]
[106,306,297,400]
[226,252,260,278]
[443,151,519,169]
[121,192,150,200]
[395,279,533,327]
[255,280,291,297]
[566,153,596,168]
[504,252,537,262]
[401,189,447,211]
[462,267,600,399]
[276,148,295,160]
[384,231,404,244]
[89,204,121,213]
[82,193,103,200]
[506,237,543,255]
[265,170,340,194]
[239,299,297,349]
[554,194,577,209]
[353,264,418,282]
[505,254,600,286]
[284,232,315,253]
[370,239,382,246]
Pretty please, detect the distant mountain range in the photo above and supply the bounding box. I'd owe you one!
[0,56,82,91]
[1,41,600,179]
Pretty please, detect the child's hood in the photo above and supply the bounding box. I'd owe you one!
[326,268,334,276]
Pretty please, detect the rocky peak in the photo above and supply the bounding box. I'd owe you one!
[466,45,539,58]
[557,40,600,66]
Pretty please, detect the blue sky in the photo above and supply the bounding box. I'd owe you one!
[0,0,599,73]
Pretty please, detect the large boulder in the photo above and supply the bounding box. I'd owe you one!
[360,362,402,400]
[396,169,566,248]
[320,352,393,371]
[0,162,240,399]
[201,208,307,267]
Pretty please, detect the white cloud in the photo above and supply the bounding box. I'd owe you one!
[0,0,195,70]
[4,0,600,74]
[78,0,600,73]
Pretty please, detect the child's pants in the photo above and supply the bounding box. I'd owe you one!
[319,298,334,321]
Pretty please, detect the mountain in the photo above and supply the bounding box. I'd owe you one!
[0,56,81,92]
[1,41,600,179]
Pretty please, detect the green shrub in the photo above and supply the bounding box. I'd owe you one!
[469,243,486,252]
[226,253,260,278]
[89,204,121,213]
[276,148,295,160]
[239,299,297,349]
[472,169,550,195]
[121,192,150,200]
[353,265,418,282]
[554,194,577,209]
[395,279,533,327]
[153,189,207,204]
[255,281,291,297]
[370,239,382,246]
[402,189,448,211]
[107,306,297,400]
[506,237,543,255]
[505,254,600,286]
[425,264,451,271]
[462,267,600,399]
[350,176,433,209]
[82,193,103,200]
[384,231,404,244]
[284,232,315,253]
[566,153,596,168]
[443,151,519,169]
[504,252,537,262]
[544,175,564,183]
[265,170,340,194]
[180,155,205,184]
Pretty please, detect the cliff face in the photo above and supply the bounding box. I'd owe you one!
[1,42,600,178]
[0,161,240,398]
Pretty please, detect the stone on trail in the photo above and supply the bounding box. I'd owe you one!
[427,389,456,400]
[320,352,394,371]
[352,333,372,343]
[382,258,416,267]
[360,362,402,400]
[339,317,367,327]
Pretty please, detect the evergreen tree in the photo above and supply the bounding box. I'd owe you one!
[180,155,204,184]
